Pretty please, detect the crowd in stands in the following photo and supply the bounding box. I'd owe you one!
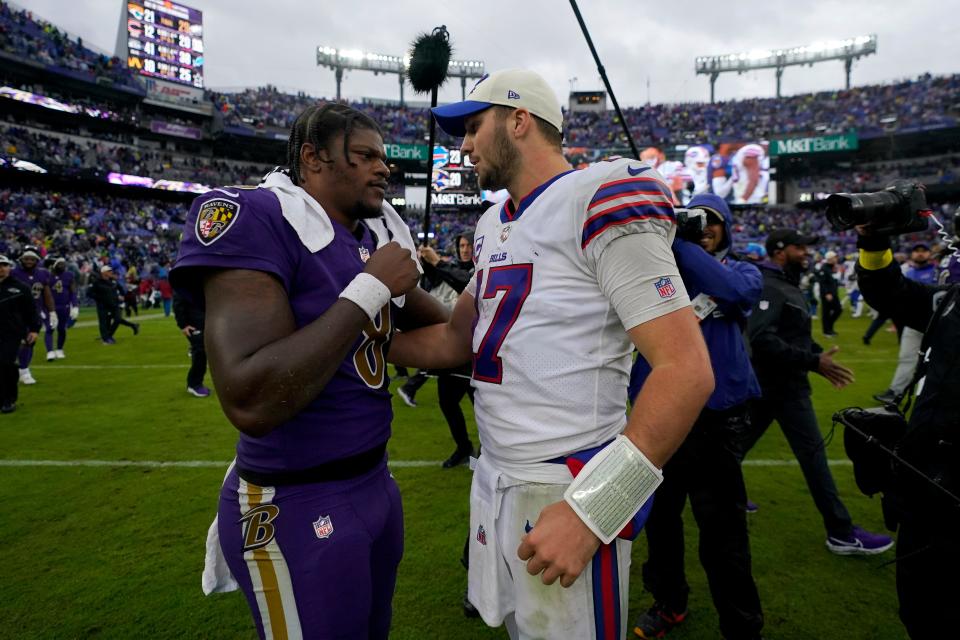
[0,188,183,298]
[212,73,960,149]
[797,154,960,193]
[0,1,137,89]
[1,124,273,185]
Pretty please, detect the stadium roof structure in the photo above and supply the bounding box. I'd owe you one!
[316,46,485,105]
[695,35,877,102]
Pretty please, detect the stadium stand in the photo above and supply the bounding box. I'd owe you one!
[0,0,956,267]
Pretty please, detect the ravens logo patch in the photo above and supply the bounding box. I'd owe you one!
[195,198,240,246]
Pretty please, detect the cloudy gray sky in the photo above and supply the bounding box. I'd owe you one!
[14,0,959,106]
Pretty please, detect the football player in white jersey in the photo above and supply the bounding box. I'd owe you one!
[390,69,714,640]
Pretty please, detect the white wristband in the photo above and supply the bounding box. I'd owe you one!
[563,435,663,544]
[339,273,391,321]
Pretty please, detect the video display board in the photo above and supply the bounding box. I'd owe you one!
[125,1,204,88]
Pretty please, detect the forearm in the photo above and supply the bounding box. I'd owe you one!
[390,291,474,369]
[44,288,54,312]
[389,323,471,368]
[626,354,713,467]
[858,254,937,331]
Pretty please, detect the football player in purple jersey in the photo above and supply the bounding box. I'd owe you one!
[45,257,77,360]
[11,246,55,384]
[172,103,448,639]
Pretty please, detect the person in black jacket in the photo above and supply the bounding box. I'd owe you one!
[0,254,40,413]
[814,250,842,337]
[173,291,209,397]
[87,265,139,344]
[856,225,960,639]
[743,229,894,554]
[415,233,477,468]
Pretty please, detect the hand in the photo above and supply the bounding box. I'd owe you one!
[364,242,420,297]
[25,332,38,345]
[48,311,58,330]
[418,245,441,267]
[181,325,196,337]
[816,345,855,389]
[69,306,79,321]
[517,500,601,588]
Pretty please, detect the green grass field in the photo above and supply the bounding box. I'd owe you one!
[1,306,910,639]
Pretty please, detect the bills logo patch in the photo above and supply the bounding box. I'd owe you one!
[655,277,677,299]
[313,515,334,539]
[476,524,487,546]
[195,198,239,246]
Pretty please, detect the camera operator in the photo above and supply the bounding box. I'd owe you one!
[416,233,477,469]
[629,195,764,640]
[852,195,960,638]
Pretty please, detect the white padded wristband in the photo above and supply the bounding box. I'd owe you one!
[339,273,392,321]
[563,435,663,544]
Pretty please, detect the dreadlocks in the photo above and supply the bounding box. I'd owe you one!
[285,102,383,185]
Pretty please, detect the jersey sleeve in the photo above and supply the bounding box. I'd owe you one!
[579,159,677,270]
[171,189,295,301]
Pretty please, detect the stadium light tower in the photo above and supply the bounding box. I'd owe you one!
[695,34,877,102]
[316,46,485,105]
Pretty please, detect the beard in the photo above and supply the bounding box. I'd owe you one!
[351,198,384,219]
[478,123,520,191]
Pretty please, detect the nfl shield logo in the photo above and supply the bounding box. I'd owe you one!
[358,247,370,263]
[313,515,334,539]
[476,524,487,546]
[655,277,677,299]
[499,224,513,245]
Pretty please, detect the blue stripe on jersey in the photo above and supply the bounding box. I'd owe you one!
[589,178,673,208]
[581,204,675,249]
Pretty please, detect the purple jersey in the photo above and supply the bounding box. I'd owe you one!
[11,266,52,310]
[171,187,394,474]
[51,270,75,307]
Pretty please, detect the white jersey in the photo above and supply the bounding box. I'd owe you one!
[468,158,688,465]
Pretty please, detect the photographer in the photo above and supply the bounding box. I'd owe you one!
[629,194,764,640]
[415,233,477,469]
[853,196,960,638]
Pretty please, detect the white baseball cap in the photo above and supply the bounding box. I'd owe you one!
[431,69,563,137]
[100,265,113,274]
[0,254,13,266]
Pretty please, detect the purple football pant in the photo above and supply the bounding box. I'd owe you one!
[218,461,404,639]
[44,306,70,352]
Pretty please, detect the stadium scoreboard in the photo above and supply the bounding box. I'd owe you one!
[123,1,204,88]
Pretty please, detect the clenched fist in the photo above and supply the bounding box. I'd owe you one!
[364,242,420,297]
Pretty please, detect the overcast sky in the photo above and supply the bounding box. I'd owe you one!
[14,0,959,106]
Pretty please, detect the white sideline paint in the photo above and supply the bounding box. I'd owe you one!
[0,459,851,469]
[73,312,171,329]
[34,364,189,370]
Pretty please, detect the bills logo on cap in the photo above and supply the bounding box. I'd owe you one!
[469,73,490,95]
[358,247,370,263]
[313,515,334,539]
[476,524,487,546]
[507,89,520,100]
[655,277,677,299]
[196,199,240,246]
